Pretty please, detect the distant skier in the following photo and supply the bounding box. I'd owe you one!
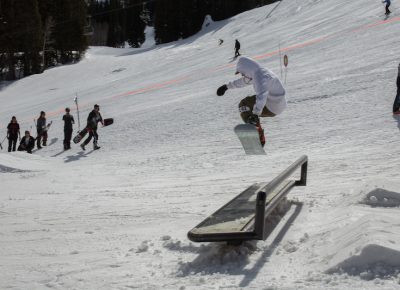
[382,0,391,15]
[18,131,35,154]
[6,116,20,152]
[62,107,75,150]
[216,56,287,146]
[234,39,241,58]
[80,104,103,151]
[219,39,224,46]
[393,63,400,114]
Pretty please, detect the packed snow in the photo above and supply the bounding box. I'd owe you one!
[1,0,400,289]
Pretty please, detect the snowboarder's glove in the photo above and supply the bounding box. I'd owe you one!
[217,84,228,96]
[246,114,260,125]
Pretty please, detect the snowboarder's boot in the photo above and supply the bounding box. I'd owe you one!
[93,144,100,150]
[80,143,85,151]
[256,124,266,147]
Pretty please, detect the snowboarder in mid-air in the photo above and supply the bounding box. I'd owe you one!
[80,104,103,151]
[217,56,287,147]
[382,0,391,15]
[62,107,75,150]
[393,63,400,114]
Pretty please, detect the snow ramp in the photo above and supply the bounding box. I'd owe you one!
[323,190,400,280]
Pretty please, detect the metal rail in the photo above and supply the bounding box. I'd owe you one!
[187,155,308,243]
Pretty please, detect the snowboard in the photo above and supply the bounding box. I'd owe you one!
[234,124,266,155]
[35,121,53,141]
[38,121,52,132]
[73,118,114,144]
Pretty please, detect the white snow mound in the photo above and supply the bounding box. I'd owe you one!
[324,214,400,279]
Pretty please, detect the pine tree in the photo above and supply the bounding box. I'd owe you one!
[125,0,146,48]
[53,0,87,64]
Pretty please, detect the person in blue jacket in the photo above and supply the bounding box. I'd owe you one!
[382,0,391,15]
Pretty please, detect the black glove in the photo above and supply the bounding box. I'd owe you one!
[246,114,260,125]
[217,84,228,96]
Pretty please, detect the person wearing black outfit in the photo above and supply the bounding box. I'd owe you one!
[36,111,47,149]
[382,0,391,15]
[80,104,103,151]
[7,116,20,152]
[235,39,241,58]
[393,63,400,114]
[18,131,35,154]
[62,107,75,150]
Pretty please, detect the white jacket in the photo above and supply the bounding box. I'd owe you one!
[227,57,287,115]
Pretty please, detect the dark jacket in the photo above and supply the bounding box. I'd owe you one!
[37,117,46,133]
[63,114,75,131]
[19,136,35,151]
[86,110,103,130]
[7,122,20,138]
[235,40,240,50]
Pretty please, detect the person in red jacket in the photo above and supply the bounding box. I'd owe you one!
[7,116,20,152]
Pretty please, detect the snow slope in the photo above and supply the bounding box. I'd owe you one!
[1,0,400,289]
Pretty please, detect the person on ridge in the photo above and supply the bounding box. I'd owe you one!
[6,116,20,152]
[393,63,400,114]
[216,56,287,146]
[62,107,75,150]
[80,104,103,151]
[234,39,241,58]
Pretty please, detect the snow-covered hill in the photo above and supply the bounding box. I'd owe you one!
[1,0,400,289]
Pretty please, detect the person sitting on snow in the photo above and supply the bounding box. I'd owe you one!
[18,131,35,154]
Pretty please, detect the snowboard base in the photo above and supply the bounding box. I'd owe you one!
[73,128,88,144]
[234,124,266,155]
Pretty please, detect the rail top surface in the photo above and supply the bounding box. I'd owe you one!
[188,155,308,242]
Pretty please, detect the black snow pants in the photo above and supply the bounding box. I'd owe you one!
[64,129,73,149]
[8,136,18,152]
[82,129,98,146]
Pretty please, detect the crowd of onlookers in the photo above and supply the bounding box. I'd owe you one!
[2,104,104,154]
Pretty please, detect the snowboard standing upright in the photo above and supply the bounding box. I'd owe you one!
[234,124,266,155]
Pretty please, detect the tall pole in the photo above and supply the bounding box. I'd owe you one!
[74,94,81,132]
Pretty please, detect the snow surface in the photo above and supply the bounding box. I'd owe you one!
[1,0,400,289]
